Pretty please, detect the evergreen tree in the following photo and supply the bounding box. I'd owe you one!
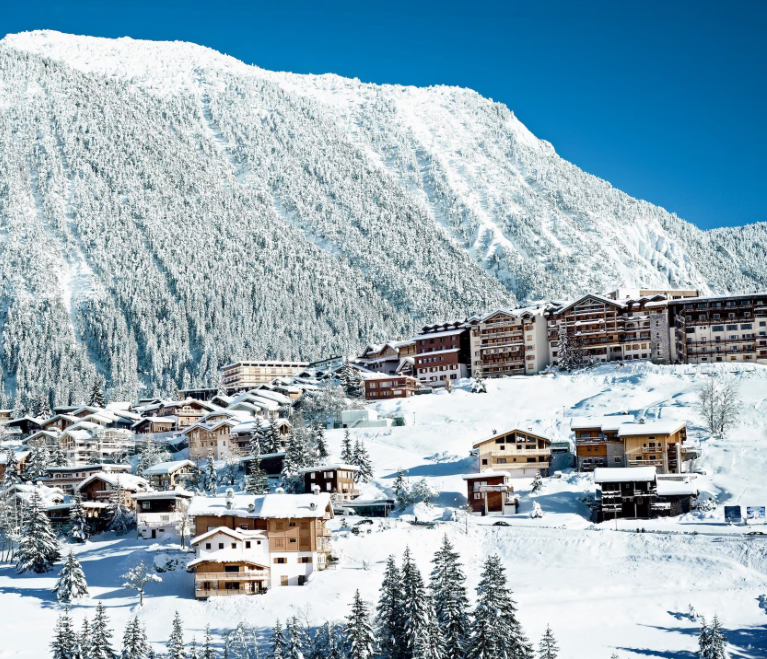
[345,590,377,659]
[467,554,532,659]
[90,602,118,659]
[2,448,21,487]
[202,625,216,659]
[377,554,405,659]
[341,430,354,464]
[401,547,429,659]
[701,616,727,659]
[352,438,373,484]
[89,379,107,408]
[68,492,90,543]
[121,617,149,659]
[167,612,185,659]
[147,649,156,659]
[531,474,543,494]
[16,489,60,573]
[51,607,78,659]
[313,424,330,464]
[430,535,468,659]
[204,453,218,494]
[107,484,134,535]
[244,440,270,495]
[538,626,558,659]
[188,638,200,659]
[25,444,51,481]
[50,442,70,467]
[340,362,363,398]
[225,623,259,659]
[414,595,444,659]
[78,619,91,659]
[54,550,89,602]
[284,617,311,659]
[271,620,287,659]
[392,469,411,508]
[266,422,282,454]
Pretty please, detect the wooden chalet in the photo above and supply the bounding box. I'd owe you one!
[299,464,360,500]
[473,428,552,478]
[462,471,519,516]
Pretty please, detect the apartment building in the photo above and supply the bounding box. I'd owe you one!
[221,361,309,390]
[362,373,419,400]
[414,320,474,386]
[473,428,552,478]
[357,340,416,376]
[666,293,767,364]
[546,294,666,366]
[469,307,549,377]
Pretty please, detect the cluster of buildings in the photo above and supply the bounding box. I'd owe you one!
[348,288,767,398]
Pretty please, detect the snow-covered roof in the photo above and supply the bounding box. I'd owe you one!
[297,463,359,474]
[415,329,465,340]
[570,415,635,431]
[361,372,418,381]
[187,551,268,569]
[461,470,511,480]
[617,421,686,437]
[191,526,266,545]
[187,492,333,519]
[656,479,698,497]
[142,459,195,476]
[594,467,657,483]
[77,472,148,491]
[133,488,194,500]
[47,463,131,473]
[0,450,30,464]
[472,428,550,449]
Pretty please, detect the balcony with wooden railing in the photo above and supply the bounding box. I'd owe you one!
[489,448,550,458]
[194,569,269,582]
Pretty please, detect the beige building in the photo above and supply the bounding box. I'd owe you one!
[473,428,552,478]
[469,306,549,377]
[222,361,309,390]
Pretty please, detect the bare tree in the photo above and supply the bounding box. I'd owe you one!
[697,375,740,438]
[121,559,162,606]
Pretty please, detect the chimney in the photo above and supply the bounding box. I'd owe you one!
[312,484,321,495]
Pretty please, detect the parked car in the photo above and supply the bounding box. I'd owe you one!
[493,521,510,527]
[746,531,764,536]
[355,519,374,526]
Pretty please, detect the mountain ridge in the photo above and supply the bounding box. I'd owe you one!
[0,30,765,405]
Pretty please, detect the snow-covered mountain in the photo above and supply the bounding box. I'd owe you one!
[1,30,766,403]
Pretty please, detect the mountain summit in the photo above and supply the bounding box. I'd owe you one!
[0,30,765,401]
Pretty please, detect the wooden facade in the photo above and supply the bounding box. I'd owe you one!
[363,375,419,400]
[463,472,518,516]
[301,465,360,500]
[470,308,548,377]
[415,322,473,386]
[474,429,551,478]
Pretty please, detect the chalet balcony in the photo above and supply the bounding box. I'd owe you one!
[490,448,550,458]
[627,458,664,468]
[684,336,755,346]
[194,570,269,582]
[480,344,524,353]
[495,461,550,470]
[476,330,524,341]
[195,587,266,598]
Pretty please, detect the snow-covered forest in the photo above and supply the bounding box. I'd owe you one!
[1,31,767,406]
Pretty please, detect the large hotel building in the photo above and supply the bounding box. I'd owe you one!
[221,361,309,390]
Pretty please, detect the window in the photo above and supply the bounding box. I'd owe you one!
[300,556,312,563]
[281,576,289,586]
[231,543,237,550]
[289,538,297,544]
[141,501,150,510]
[205,543,212,550]
[741,324,753,330]
[224,565,240,573]
[274,557,287,564]
[245,541,251,549]
[474,493,482,500]
[218,543,224,550]
[614,457,621,463]
[712,326,724,332]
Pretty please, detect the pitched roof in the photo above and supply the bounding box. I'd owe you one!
[187,492,333,519]
[472,428,551,449]
[570,415,635,431]
[77,472,148,491]
[617,421,686,437]
[142,460,195,476]
[594,467,657,483]
[296,463,359,474]
[187,551,269,569]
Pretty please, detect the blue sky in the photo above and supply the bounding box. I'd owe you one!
[2,1,765,230]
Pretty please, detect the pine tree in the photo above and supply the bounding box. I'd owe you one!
[50,442,70,467]
[352,438,373,483]
[51,606,78,659]
[341,429,354,464]
[68,492,90,542]
[202,625,216,659]
[266,422,282,454]
[271,620,287,659]
[225,623,259,659]
[121,617,149,659]
[90,602,118,659]
[313,424,330,464]
[340,362,363,398]
[430,535,468,659]
[244,440,270,495]
[107,483,134,535]
[204,453,218,494]
[467,554,532,659]
[377,554,405,659]
[167,612,185,659]
[78,619,91,659]
[414,595,444,659]
[188,638,200,659]
[345,590,377,659]
[392,469,411,508]
[16,489,60,573]
[284,617,310,659]
[25,444,51,481]
[531,474,543,494]
[538,625,558,659]
[54,551,89,602]
[89,379,107,408]
[707,616,727,659]
[401,547,429,659]
[2,447,21,487]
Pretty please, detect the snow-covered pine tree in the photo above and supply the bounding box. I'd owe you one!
[430,535,468,659]
[90,602,118,659]
[401,547,429,659]
[284,617,311,659]
[344,590,377,659]
[310,621,339,659]
[68,492,90,542]
[78,618,91,659]
[340,361,363,399]
[167,612,185,659]
[2,448,21,486]
[244,441,270,495]
[204,453,218,494]
[88,379,107,408]
[377,554,405,659]
[107,483,134,535]
[16,489,60,573]
[188,639,199,659]
[266,422,282,454]
[51,606,78,659]
[121,617,149,659]
[224,623,259,659]
[531,474,543,494]
[271,620,287,659]
[414,595,444,659]
[24,444,50,482]
[470,366,487,394]
[201,625,216,659]
[280,433,302,494]
[341,429,354,464]
[538,625,558,659]
[708,615,727,659]
[392,469,411,508]
[352,438,373,483]
[54,551,89,602]
[313,424,330,464]
[466,554,532,659]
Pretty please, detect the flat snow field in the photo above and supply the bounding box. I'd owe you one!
[2,363,767,658]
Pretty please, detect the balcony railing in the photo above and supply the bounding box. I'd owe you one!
[494,461,550,470]
[195,588,266,598]
[194,570,269,581]
[489,448,550,457]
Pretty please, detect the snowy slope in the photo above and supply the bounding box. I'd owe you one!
[1,364,767,658]
[1,31,767,404]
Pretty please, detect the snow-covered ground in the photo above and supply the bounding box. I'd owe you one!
[2,363,767,658]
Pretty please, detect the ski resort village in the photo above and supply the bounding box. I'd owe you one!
[0,288,766,658]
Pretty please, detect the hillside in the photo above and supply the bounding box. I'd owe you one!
[1,31,767,403]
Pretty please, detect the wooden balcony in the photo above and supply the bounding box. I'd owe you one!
[489,448,550,458]
[194,570,268,582]
[195,587,266,598]
[494,461,550,470]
